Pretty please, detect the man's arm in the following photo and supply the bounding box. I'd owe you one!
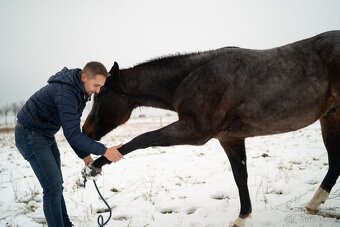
[54,84,107,156]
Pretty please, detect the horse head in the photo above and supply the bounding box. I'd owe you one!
[82,62,134,140]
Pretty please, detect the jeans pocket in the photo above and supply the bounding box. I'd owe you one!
[15,126,32,160]
[15,125,38,161]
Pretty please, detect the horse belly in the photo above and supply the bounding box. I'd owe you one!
[224,83,333,137]
[224,111,317,138]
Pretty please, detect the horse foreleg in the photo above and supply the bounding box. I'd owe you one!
[307,109,340,213]
[92,119,210,168]
[219,138,252,227]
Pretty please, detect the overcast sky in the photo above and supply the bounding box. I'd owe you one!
[0,0,339,107]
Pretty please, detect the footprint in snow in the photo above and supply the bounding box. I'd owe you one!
[211,191,230,200]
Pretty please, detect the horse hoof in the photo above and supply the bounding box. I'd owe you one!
[230,223,242,227]
[229,214,251,227]
[306,207,318,215]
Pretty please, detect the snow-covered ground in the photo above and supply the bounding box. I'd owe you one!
[0,115,339,227]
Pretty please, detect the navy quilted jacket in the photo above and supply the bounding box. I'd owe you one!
[17,67,106,158]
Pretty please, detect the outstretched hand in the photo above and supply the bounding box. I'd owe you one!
[103,144,123,162]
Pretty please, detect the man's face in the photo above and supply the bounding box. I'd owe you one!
[81,73,106,96]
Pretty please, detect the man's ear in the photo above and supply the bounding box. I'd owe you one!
[81,73,87,82]
[109,61,119,77]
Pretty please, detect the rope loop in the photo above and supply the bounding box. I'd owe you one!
[93,180,112,227]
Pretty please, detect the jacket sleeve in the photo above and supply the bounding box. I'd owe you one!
[54,84,107,158]
[70,144,89,159]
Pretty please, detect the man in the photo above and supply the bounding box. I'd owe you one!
[15,61,123,227]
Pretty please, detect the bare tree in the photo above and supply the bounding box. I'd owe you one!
[0,107,3,125]
[11,101,24,124]
[1,104,11,125]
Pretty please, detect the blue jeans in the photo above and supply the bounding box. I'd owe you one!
[15,124,73,227]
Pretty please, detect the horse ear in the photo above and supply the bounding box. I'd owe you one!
[109,61,119,77]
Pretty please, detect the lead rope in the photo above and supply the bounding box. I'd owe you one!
[83,176,112,227]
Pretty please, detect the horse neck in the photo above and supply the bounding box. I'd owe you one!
[118,52,216,110]
[118,67,180,111]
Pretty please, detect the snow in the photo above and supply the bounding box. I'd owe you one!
[0,115,339,227]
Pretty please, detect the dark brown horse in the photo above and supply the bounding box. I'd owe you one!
[83,30,340,226]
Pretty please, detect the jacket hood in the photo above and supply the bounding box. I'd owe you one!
[48,67,86,95]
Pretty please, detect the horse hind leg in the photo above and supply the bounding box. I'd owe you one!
[306,106,340,213]
[219,138,252,227]
[306,187,329,214]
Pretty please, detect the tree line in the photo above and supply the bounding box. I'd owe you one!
[0,101,24,126]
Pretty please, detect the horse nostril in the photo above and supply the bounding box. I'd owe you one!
[82,122,92,136]
[83,125,99,140]
[84,128,96,139]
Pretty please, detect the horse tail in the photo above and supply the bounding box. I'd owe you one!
[314,31,340,94]
[329,31,340,69]
[329,32,340,93]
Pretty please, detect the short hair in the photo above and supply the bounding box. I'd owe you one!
[82,61,109,78]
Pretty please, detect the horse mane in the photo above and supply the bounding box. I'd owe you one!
[134,52,202,68]
[133,46,239,68]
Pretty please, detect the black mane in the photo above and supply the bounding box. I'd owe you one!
[134,51,202,68]
[133,46,239,68]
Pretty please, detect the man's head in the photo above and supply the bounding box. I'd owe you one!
[81,61,109,96]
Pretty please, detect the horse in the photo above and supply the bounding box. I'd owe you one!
[83,30,340,226]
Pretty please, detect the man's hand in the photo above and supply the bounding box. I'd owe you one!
[83,155,94,166]
[104,144,123,162]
